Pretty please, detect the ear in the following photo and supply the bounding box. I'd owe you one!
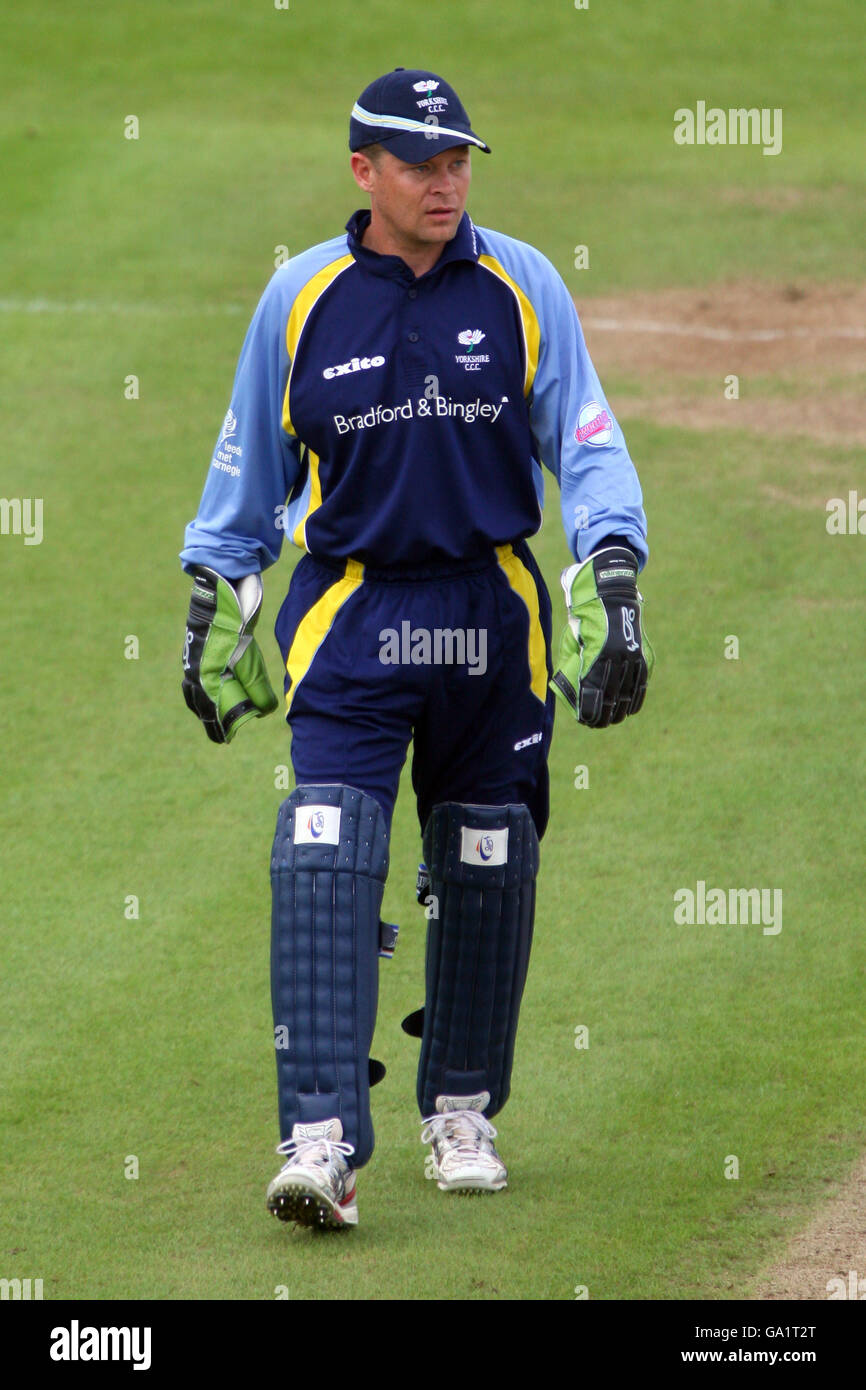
[350,151,376,193]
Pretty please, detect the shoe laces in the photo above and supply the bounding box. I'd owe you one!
[420,1108,498,1155]
[275,1136,354,1171]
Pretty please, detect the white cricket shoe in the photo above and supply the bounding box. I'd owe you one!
[266,1118,358,1229]
[421,1091,508,1193]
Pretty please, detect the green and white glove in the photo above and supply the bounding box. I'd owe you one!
[181,567,278,744]
[551,545,655,728]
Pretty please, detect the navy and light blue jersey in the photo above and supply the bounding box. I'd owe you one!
[180,210,648,579]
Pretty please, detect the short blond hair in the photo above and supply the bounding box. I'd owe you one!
[356,142,385,167]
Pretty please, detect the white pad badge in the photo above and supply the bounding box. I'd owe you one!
[460,826,509,867]
[293,805,342,845]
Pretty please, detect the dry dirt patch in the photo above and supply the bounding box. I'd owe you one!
[751,1152,866,1301]
[576,280,865,444]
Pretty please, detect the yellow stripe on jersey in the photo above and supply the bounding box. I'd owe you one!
[478,255,541,398]
[282,254,355,437]
[291,445,323,550]
[495,544,548,705]
[284,558,365,713]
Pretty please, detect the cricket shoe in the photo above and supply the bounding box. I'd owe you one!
[421,1091,508,1193]
[266,1118,358,1229]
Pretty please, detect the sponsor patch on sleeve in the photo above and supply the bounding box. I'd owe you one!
[575,401,613,446]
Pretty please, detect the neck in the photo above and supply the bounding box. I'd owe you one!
[361,215,445,278]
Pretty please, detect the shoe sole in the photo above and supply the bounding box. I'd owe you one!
[437,1179,507,1193]
[267,1181,357,1230]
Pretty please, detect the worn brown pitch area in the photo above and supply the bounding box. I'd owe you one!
[748,1153,866,1301]
[576,280,866,446]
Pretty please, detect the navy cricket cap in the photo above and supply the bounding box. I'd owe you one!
[350,68,490,164]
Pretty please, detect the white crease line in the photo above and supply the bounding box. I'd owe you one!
[0,299,247,316]
[582,316,866,342]
[3,300,863,344]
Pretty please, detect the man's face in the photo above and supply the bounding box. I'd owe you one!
[351,144,472,252]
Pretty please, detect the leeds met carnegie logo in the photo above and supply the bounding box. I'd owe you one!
[213,406,242,477]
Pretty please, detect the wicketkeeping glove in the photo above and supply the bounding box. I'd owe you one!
[551,545,655,728]
[181,567,278,744]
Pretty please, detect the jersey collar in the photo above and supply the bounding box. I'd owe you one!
[345,209,480,281]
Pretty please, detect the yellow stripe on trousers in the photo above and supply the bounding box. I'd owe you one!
[284,558,365,713]
[495,544,548,705]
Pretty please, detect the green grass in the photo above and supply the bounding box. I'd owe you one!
[2,0,864,299]
[1,0,865,1301]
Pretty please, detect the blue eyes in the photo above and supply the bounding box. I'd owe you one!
[415,161,466,174]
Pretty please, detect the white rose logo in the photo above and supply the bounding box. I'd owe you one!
[218,407,238,446]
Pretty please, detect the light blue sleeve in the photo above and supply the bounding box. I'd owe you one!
[179,266,301,580]
[480,230,649,569]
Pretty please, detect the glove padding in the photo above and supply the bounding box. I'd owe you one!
[181,567,278,744]
[551,546,655,728]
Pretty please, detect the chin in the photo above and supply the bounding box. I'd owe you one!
[420,218,459,242]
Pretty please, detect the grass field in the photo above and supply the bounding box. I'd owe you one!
[1,0,865,1302]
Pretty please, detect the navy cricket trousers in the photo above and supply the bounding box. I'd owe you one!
[274,541,556,838]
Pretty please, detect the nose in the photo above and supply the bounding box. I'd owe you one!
[429,165,458,197]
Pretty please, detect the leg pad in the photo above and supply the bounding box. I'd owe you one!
[270,784,389,1166]
[415,802,539,1118]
